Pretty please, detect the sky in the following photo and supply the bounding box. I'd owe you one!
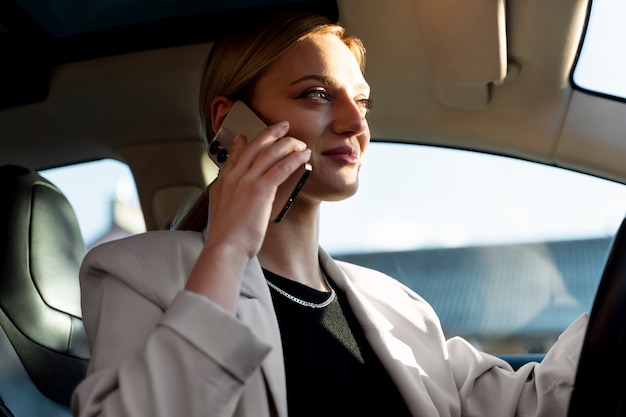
[41,0,626,254]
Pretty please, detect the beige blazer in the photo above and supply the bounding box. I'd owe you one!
[71,230,586,417]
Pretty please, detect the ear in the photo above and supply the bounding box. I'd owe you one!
[211,96,234,133]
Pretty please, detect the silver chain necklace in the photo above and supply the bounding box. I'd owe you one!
[266,276,336,309]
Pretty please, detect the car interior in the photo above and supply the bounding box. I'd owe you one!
[0,165,89,416]
[2,0,626,415]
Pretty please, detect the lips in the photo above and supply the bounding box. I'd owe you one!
[322,146,359,163]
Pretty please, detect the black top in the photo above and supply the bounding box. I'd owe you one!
[263,269,412,417]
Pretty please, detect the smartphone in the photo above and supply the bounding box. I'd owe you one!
[208,101,312,223]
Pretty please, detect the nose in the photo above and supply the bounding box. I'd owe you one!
[331,93,369,137]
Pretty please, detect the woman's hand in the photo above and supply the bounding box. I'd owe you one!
[185,122,311,311]
[207,121,310,256]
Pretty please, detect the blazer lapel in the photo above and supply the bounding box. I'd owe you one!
[319,249,446,417]
[236,258,288,417]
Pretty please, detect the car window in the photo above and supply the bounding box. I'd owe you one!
[321,142,626,355]
[40,159,146,250]
[37,147,626,357]
[573,0,626,99]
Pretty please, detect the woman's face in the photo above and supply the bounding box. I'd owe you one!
[248,32,371,203]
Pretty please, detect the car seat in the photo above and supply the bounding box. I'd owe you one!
[0,164,90,417]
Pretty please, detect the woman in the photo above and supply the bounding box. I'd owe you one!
[71,11,587,417]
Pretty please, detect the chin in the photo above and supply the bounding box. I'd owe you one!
[307,173,359,201]
[326,182,359,202]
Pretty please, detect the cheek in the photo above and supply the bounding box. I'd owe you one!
[287,115,327,146]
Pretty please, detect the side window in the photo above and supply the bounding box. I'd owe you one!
[321,142,626,354]
[573,0,626,99]
[40,159,146,250]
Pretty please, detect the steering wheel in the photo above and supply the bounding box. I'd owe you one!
[567,217,626,416]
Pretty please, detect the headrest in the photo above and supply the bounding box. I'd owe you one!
[0,164,89,405]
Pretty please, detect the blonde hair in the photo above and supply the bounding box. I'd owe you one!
[173,12,366,231]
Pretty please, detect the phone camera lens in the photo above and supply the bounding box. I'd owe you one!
[209,140,221,155]
[217,149,228,163]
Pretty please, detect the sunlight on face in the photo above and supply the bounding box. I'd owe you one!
[249,33,371,205]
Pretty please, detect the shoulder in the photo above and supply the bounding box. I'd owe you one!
[83,230,204,272]
[88,229,203,254]
[330,257,444,341]
[335,260,411,293]
[80,230,204,305]
[334,259,436,313]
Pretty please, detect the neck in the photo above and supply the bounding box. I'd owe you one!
[258,206,325,291]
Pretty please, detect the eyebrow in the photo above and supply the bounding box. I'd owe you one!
[290,75,370,93]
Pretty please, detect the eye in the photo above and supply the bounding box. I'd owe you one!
[298,89,331,102]
[358,97,374,112]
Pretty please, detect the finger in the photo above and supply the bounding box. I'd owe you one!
[226,122,291,174]
[247,143,311,189]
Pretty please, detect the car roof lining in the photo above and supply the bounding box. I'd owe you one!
[6,0,626,190]
[2,0,339,63]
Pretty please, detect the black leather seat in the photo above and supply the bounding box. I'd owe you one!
[0,164,90,416]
